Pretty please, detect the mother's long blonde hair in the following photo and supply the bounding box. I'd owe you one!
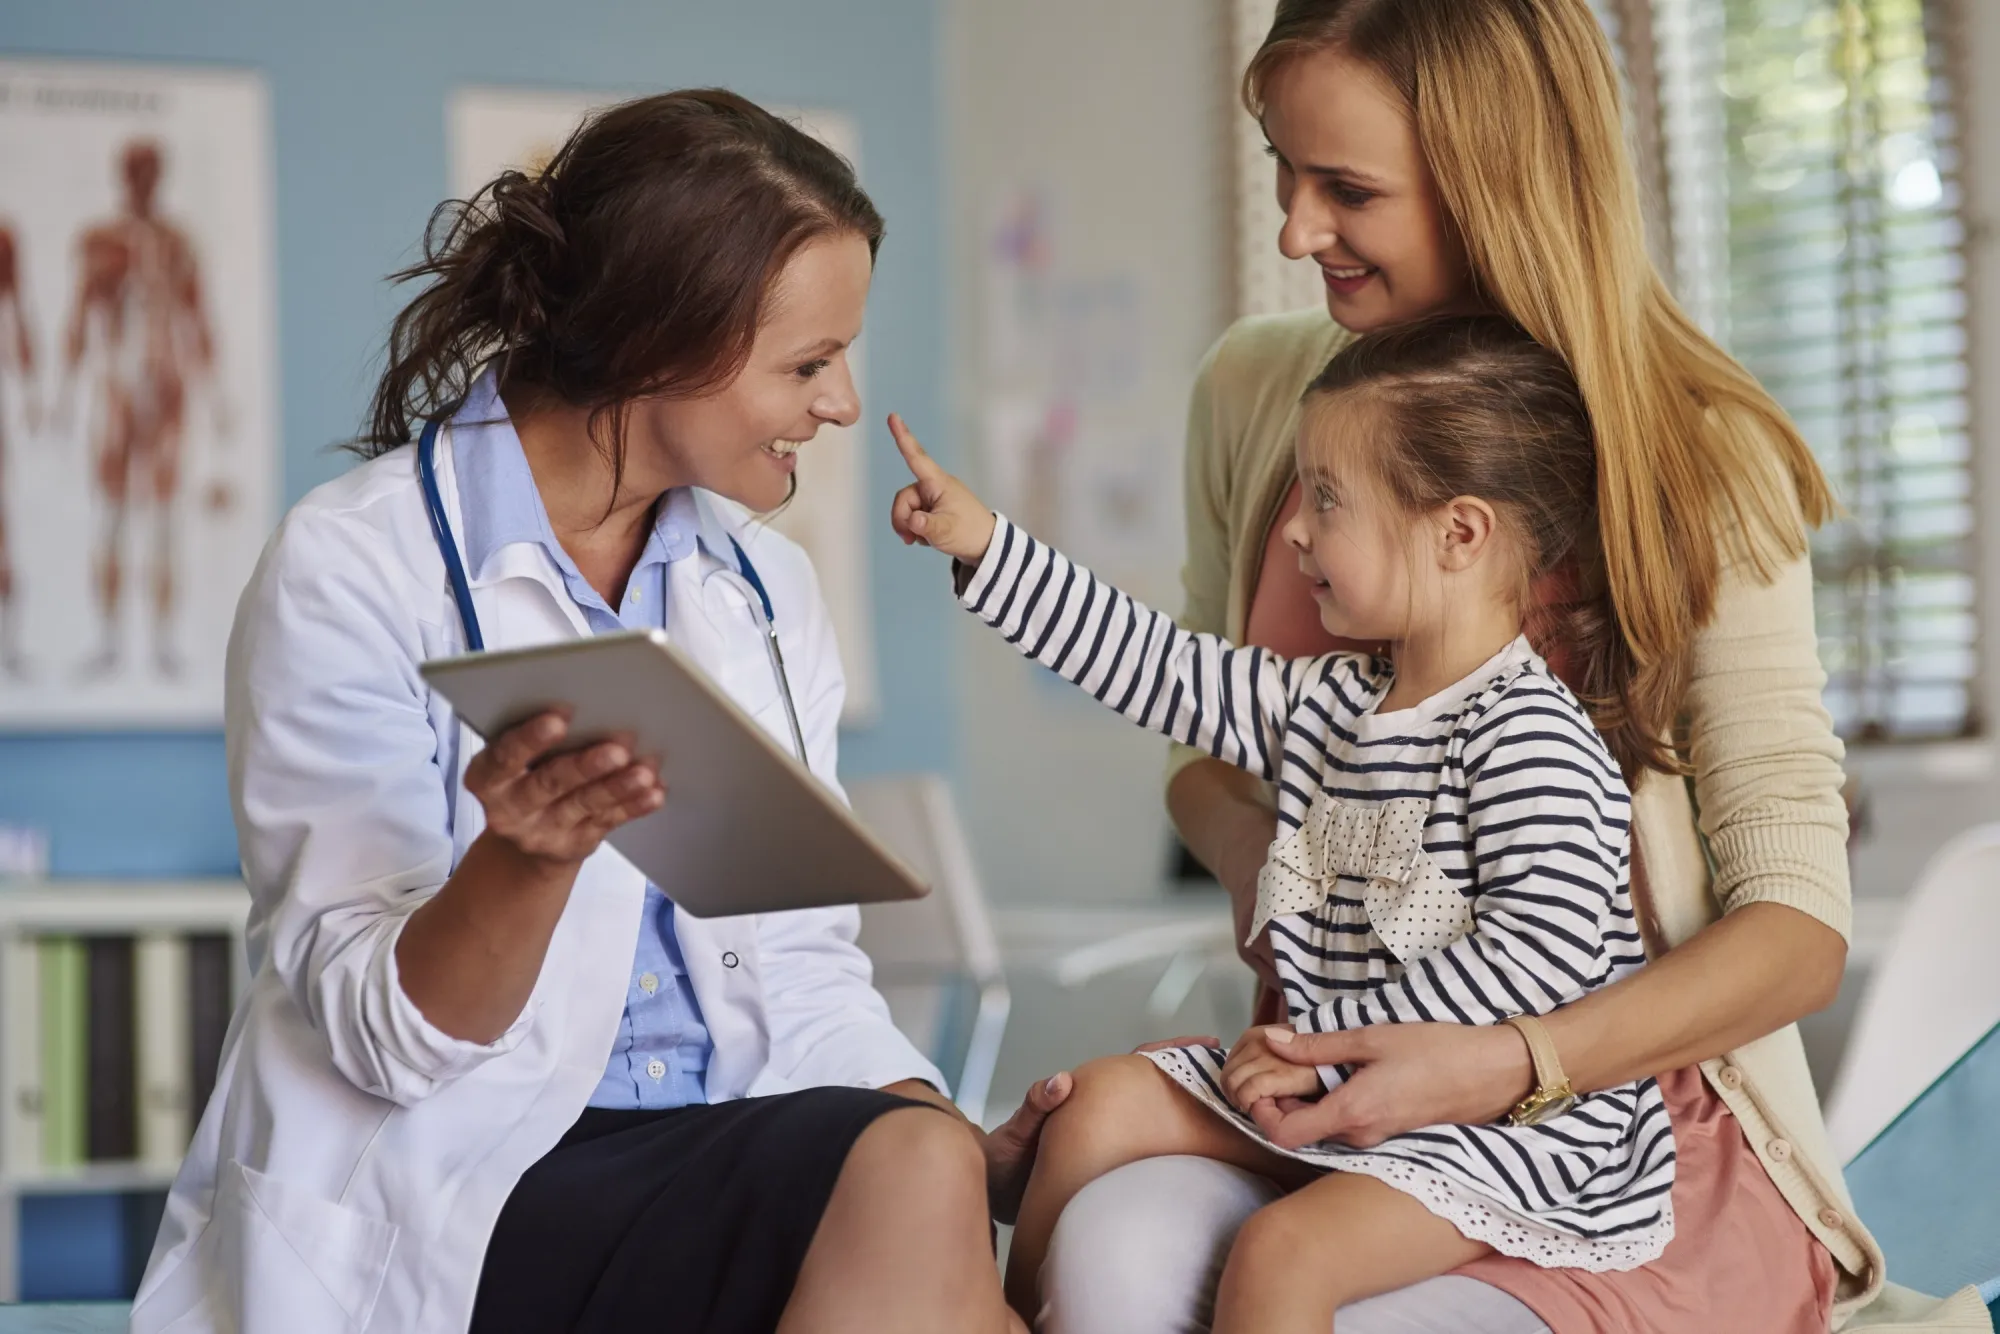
[1249,0,1834,754]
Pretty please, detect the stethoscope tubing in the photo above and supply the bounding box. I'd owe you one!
[417,418,809,763]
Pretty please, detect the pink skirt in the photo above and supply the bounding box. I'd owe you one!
[1457,1065,1838,1333]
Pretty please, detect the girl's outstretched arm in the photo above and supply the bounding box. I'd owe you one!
[889,414,1324,781]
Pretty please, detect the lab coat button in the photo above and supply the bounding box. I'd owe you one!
[1716,1065,1743,1090]
[638,972,660,995]
[1767,1137,1792,1162]
[722,952,740,969]
[646,1059,666,1080]
[1818,1207,1843,1229]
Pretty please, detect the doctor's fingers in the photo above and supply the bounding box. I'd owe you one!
[465,710,574,792]
[508,740,650,815]
[547,765,664,839]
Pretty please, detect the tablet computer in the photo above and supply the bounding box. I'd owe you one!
[420,630,930,918]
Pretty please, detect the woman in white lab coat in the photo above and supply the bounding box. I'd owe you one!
[131,89,1063,1334]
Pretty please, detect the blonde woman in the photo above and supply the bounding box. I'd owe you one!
[1030,2,1990,1331]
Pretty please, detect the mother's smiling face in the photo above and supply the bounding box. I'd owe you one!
[1261,46,1477,334]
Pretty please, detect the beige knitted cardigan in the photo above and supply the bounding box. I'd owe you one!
[1165,309,1989,1331]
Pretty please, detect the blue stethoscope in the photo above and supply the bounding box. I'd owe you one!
[417,418,809,763]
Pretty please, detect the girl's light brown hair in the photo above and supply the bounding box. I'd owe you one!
[1249,0,1834,754]
[1307,314,1663,780]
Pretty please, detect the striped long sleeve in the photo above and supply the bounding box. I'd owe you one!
[960,516,1333,782]
[1303,685,1636,1037]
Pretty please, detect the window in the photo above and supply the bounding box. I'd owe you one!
[1653,0,1977,741]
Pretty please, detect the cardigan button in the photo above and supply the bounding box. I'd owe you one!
[1716,1065,1743,1090]
[1767,1137,1793,1162]
[1818,1207,1843,1229]
[722,951,740,969]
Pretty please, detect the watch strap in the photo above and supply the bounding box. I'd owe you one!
[1504,1014,1567,1096]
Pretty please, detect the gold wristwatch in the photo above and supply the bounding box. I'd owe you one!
[1504,1015,1576,1126]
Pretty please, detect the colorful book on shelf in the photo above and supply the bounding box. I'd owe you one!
[136,932,192,1168]
[86,934,137,1162]
[2,932,42,1174]
[38,934,86,1169]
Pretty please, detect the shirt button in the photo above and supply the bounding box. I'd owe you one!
[1767,1137,1793,1162]
[1716,1065,1743,1090]
[646,1058,666,1080]
[638,972,660,995]
[722,952,740,969]
[629,585,643,604]
[1818,1207,1844,1229]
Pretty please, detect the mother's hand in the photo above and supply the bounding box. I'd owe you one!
[982,1072,1073,1225]
[1256,1023,1533,1151]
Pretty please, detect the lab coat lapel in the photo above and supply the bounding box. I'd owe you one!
[662,492,770,1100]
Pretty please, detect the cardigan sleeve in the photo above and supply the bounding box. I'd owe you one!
[1683,544,1853,940]
[1165,330,1239,790]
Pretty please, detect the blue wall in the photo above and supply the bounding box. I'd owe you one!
[0,0,956,880]
[0,0,951,1298]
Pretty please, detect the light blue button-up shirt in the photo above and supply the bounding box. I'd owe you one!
[451,376,714,1109]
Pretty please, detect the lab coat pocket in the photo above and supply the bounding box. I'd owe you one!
[215,1159,399,1333]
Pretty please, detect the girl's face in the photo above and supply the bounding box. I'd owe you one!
[1280,404,1430,642]
[630,232,872,512]
[1262,48,1476,333]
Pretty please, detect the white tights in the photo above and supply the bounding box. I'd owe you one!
[1037,1156,1552,1334]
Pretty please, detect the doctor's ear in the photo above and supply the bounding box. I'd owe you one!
[1432,496,1500,572]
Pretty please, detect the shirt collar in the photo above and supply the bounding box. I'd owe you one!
[449,367,701,585]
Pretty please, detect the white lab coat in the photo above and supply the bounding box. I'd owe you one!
[130,429,944,1334]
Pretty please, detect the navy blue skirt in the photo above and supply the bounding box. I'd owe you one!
[469,1086,932,1334]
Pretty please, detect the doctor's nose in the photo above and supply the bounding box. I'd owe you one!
[812,358,862,429]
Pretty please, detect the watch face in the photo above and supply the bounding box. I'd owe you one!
[1524,1092,1577,1125]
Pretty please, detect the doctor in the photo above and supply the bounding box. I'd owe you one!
[133,89,1067,1334]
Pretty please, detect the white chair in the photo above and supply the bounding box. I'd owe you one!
[1823,822,2000,1162]
[847,775,1010,1127]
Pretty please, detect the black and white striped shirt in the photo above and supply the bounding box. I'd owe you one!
[960,517,1675,1271]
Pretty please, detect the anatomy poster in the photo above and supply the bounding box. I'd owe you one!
[0,60,276,727]
[448,88,881,726]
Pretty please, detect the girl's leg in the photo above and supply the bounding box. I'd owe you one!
[1007,1054,1311,1317]
[1213,1171,1492,1334]
[776,1107,1016,1334]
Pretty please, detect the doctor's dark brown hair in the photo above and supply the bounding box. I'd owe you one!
[1304,315,1668,782]
[357,88,884,478]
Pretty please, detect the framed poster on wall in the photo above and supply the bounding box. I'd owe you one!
[0,58,277,728]
[445,87,881,728]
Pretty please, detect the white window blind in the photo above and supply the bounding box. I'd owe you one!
[1653,0,1977,741]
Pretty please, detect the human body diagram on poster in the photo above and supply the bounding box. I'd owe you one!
[0,60,274,726]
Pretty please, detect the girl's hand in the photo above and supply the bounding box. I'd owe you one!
[465,710,665,868]
[1255,1022,1533,1151]
[1219,1026,1324,1114]
[888,413,997,563]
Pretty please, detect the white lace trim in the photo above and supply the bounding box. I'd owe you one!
[1141,1046,1673,1274]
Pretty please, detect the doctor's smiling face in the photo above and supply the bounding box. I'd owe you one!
[628,231,871,514]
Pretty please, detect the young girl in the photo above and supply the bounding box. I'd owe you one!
[889,315,1676,1331]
